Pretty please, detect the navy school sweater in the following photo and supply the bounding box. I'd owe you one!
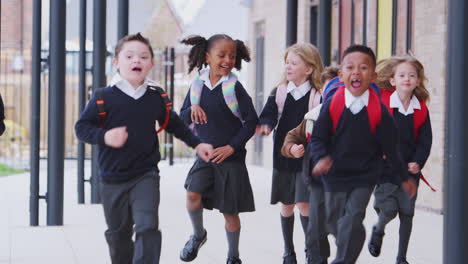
[75,85,201,182]
[381,110,432,185]
[309,99,409,192]
[179,81,258,161]
[259,88,311,172]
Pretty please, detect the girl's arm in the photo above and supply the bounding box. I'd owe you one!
[179,90,193,125]
[227,83,259,150]
[282,120,307,158]
[258,88,279,130]
[412,113,433,170]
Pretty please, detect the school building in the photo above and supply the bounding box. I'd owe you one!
[245,0,447,212]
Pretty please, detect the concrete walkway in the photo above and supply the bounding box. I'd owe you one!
[0,160,442,264]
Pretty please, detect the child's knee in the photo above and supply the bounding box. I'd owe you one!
[281,204,295,216]
[187,192,202,203]
[296,202,309,215]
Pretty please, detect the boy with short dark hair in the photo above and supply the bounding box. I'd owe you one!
[309,45,416,264]
[75,33,213,264]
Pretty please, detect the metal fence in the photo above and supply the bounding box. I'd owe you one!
[0,45,195,170]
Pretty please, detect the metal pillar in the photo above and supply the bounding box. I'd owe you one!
[117,0,129,40]
[169,48,175,166]
[77,0,87,204]
[30,0,42,226]
[318,0,332,66]
[286,0,298,47]
[163,48,168,160]
[91,0,107,204]
[47,0,66,226]
[444,0,468,263]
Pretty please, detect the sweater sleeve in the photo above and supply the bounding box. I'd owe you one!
[309,101,332,165]
[282,120,307,158]
[258,88,279,130]
[228,82,259,150]
[412,112,432,169]
[377,104,409,183]
[179,89,192,125]
[0,94,5,136]
[74,92,107,146]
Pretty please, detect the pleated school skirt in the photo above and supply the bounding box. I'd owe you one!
[185,157,255,214]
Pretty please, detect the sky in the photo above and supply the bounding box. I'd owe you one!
[170,0,206,25]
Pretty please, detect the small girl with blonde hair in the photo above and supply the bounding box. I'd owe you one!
[369,56,433,264]
[257,42,323,264]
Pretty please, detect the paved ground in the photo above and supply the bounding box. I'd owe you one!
[0,160,442,264]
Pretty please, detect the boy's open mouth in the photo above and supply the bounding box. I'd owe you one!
[132,67,142,72]
[351,79,361,89]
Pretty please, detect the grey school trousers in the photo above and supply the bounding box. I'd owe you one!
[306,181,330,264]
[325,187,374,264]
[100,169,162,264]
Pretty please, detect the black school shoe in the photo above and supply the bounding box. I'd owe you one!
[180,230,207,262]
[396,256,410,264]
[226,256,242,264]
[368,226,385,257]
[283,251,297,264]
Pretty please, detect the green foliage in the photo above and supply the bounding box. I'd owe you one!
[0,164,24,177]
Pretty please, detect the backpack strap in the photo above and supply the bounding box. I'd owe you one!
[148,85,173,133]
[275,84,288,115]
[380,89,394,115]
[308,88,322,111]
[413,100,428,141]
[94,88,106,129]
[329,86,381,135]
[329,86,346,133]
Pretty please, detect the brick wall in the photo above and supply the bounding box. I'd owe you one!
[411,0,448,212]
[247,0,448,212]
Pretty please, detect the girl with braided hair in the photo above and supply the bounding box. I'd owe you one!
[179,34,258,264]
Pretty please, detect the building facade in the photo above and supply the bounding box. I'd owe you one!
[246,0,447,212]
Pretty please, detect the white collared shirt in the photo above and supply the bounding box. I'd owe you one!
[344,88,369,115]
[200,69,229,90]
[109,73,148,100]
[287,81,312,101]
[389,91,421,116]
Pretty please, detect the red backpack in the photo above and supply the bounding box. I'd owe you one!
[380,89,435,191]
[329,86,381,135]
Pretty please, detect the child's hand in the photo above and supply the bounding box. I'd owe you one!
[104,126,128,148]
[408,162,420,174]
[312,156,333,176]
[211,145,234,164]
[255,125,272,136]
[195,143,213,162]
[402,178,417,199]
[290,144,305,158]
[191,104,207,124]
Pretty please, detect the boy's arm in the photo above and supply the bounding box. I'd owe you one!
[179,90,193,125]
[282,120,307,158]
[0,94,5,136]
[309,101,332,165]
[412,114,433,169]
[258,89,279,130]
[74,94,106,145]
[227,83,259,150]
[377,105,409,183]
